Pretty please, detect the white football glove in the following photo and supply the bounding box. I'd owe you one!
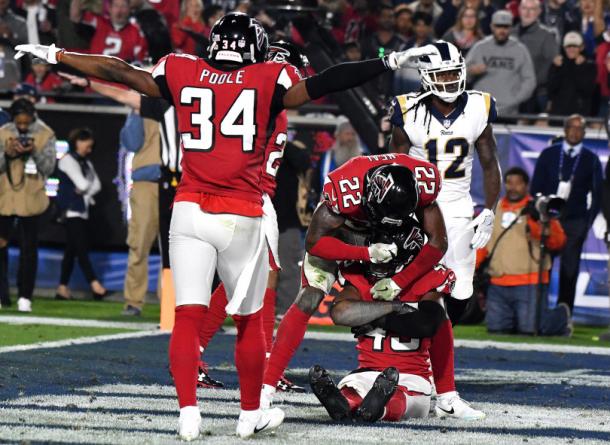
[15,44,63,64]
[371,278,401,301]
[368,242,397,264]
[467,208,495,249]
[387,45,436,70]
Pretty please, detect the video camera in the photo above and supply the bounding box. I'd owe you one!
[524,193,565,222]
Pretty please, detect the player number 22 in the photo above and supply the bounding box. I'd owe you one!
[180,87,257,152]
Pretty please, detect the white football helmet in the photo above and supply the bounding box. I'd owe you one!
[418,41,466,103]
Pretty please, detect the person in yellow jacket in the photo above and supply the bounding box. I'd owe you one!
[0,98,56,312]
[476,167,571,336]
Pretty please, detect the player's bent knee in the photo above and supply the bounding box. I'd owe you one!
[294,286,325,315]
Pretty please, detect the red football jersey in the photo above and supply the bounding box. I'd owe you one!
[260,111,288,198]
[25,72,63,103]
[322,153,441,224]
[340,263,455,377]
[82,12,148,62]
[152,54,302,206]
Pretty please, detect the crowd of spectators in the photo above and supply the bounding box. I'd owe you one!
[0,0,608,118]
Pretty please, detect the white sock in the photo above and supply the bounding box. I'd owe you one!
[239,408,261,421]
[438,391,457,400]
[262,383,276,396]
[180,406,200,417]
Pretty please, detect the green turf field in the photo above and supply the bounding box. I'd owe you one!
[0,298,160,323]
[1,298,609,348]
[0,323,132,347]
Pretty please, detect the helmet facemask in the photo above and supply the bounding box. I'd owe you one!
[419,61,466,103]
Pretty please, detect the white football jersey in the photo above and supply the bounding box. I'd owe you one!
[389,90,496,210]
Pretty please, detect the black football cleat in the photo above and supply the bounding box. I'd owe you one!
[309,365,351,421]
[197,361,224,389]
[354,367,399,423]
[276,374,306,393]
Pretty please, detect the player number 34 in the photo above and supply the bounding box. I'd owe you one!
[180,87,257,152]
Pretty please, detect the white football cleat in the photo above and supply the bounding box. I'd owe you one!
[435,393,486,420]
[178,406,201,441]
[260,384,276,410]
[17,297,32,312]
[236,407,285,439]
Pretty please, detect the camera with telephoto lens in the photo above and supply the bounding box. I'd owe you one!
[525,193,565,222]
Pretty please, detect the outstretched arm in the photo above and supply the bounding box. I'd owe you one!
[60,72,142,110]
[59,53,161,98]
[282,46,435,109]
[474,124,501,211]
[14,45,161,98]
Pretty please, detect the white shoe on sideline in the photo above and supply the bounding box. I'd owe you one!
[435,392,486,420]
[236,407,285,439]
[260,384,276,410]
[178,406,201,441]
[17,297,31,312]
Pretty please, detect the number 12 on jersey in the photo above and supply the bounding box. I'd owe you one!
[425,138,469,179]
[180,87,257,153]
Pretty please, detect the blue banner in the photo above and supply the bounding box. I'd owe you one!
[471,128,609,326]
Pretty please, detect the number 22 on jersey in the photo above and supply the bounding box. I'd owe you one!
[180,87,256,152]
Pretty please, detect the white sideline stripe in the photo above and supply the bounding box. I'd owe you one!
[0,315,157,330]
[223,328,610,355]
[0,330,165,354]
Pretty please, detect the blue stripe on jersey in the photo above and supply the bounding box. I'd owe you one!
[488,96,498,124]
[389,97,405,128]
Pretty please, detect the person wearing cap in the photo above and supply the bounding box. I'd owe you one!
[13,82,38,103]
[466,10,536,117]
[512,0,559,114]
[548,31,596,116]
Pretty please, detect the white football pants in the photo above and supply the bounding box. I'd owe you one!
[169,201,268,315]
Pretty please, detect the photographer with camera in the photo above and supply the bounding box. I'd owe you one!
[477,167,571,336]
[531,114,603,312]
[0,98,56,311]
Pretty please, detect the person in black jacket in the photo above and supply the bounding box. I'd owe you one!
[55,127,106,300]
[548,32,597,117]
[531,114,603,311]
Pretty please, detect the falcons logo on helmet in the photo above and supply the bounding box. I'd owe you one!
[370,172,395,204]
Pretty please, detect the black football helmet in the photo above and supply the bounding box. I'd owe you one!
[366,218,425,279]
[362,164,419,230]
[266,40,310,73]
[208,12,268,65]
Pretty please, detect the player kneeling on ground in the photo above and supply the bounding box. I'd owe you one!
[310,218,455,422]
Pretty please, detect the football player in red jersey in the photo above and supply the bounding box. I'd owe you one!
[310,217,455,422]
[196,41,309,392]
[15,13,434,440]
[260,154,448,408]
[70,0,148,63]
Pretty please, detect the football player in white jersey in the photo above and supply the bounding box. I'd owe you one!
[388,41,501,420]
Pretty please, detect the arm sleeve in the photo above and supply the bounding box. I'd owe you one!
[376,300,446,338]
[392,244,445,289]
[151,55,174,105]
[309,236,370,261]
[120,113,145,153]
[305,57,391,101]
[58,156,90,192]
[31,134,57,177]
